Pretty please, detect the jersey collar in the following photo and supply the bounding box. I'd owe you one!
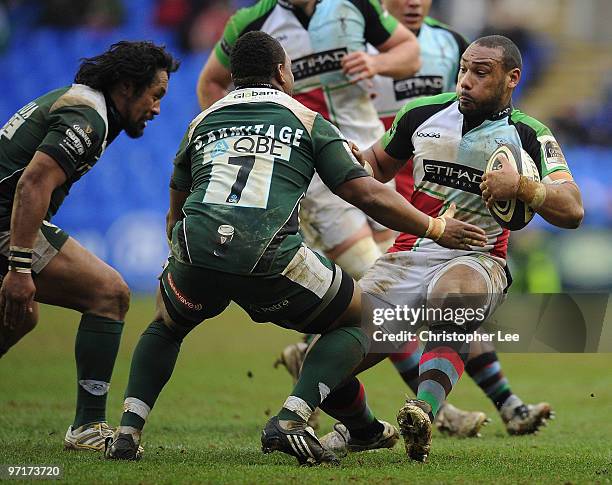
[461,102,513,134]
[489,104,513,121]
[278,0,320,28]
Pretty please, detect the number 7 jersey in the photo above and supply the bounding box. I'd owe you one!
[171,87,368,275]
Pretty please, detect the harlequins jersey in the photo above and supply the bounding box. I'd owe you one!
[370,17,468,203]
[372,17,468,129]
[381,93,572,261]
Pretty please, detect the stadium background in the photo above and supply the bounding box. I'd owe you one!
[0,0,610,292]
[0,2,611,483]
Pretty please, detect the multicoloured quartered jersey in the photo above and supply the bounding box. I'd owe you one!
[0,84,116,230]
[170,87,368,275]
[214,0,397,147]
[372,17,468,129]
[381,93,572,261]
[370,17,468,204]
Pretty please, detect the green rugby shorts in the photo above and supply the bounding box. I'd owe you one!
[159,246,354,334]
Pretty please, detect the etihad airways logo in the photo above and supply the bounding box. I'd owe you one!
[292,48,348,81]
[394,75,444,100]
[422,159,483,195]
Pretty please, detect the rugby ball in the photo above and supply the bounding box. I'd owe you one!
[485,143,540,230]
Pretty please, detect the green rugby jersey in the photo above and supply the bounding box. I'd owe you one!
[0,84,119,230]
[170,87,369,275]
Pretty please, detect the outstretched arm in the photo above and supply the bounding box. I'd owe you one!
[334,176,486,250]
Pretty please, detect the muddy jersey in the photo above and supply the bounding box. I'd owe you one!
[381,93,572,261]
[214,0,397,147]
[170,87,368,275]
[0,84,118,230]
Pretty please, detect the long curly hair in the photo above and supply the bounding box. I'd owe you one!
[75,41,180,95]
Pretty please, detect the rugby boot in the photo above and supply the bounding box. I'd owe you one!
[434,403,490,438]
[320,420,399,457]
[261,416,339,466]
[64,422,114,451]
[503,402,554,435]
[397,399,432,462]
[104,429,143,460]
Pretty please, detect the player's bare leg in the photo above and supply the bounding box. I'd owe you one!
[0,302,38,358]
[326,224,381,281]
[33,237,130,451]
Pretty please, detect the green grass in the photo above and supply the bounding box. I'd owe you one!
[1,297,611,484]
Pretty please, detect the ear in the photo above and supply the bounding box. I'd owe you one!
[118,80,135,97]
[507,67,521,89]
[275,63,286,87]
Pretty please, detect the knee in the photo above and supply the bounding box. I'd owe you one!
[112,277,131,319]
[95,271,131,320]
[428,267,489,313]
[0,312,39,357]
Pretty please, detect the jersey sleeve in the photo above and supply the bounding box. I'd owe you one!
[511,111,572,182]
[360,0,398,47]
[213,0,277,68]
[311,114,369,190]
[380,100,417,160]
[170,129,193,191]
[381,93,457,160]
[37,106,105,179]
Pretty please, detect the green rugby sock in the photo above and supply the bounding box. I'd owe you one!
[73,314,124,428]
[120,320,185,430]
[278,327,368,423]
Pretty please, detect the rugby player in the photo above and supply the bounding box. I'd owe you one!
[283,0,546,441]
[361,0,555,440]
[104,31,486,464]
[316,35,583,462]
[0,41,179,450]
[197,0,421,279]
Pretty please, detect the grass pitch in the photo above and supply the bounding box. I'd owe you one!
[0,297,610,484]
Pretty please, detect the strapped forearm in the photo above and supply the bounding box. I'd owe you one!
[517,176,583,228]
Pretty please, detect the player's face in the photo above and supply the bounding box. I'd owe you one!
[123,69,169,138]
[456,44,515,118]
[384,0,432,32]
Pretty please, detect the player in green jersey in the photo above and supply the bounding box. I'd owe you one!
[104,31,486,465]
[0,41,179,451]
